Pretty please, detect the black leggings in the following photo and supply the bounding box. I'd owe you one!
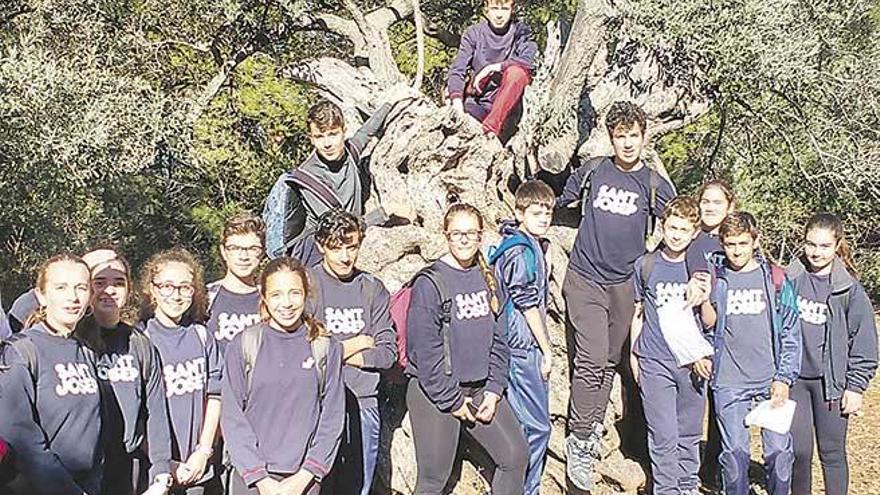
[406,379,528,495]
[790,378,849,495]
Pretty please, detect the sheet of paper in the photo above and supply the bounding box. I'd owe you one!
[657,302,714,367]
[744,399,797,434]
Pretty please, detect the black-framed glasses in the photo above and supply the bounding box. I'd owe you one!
[152,282,195,298]
[224,244,263,256]
[445,230,482,242]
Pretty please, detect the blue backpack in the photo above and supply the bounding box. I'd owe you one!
[488,232,540,314]
[263,168,344,259]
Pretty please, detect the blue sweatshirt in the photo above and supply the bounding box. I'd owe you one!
[96,324,172,479]
[309,266,397,408]
[143,318,222,470]
[686,230,722,276]
[221,323,344,487]
[206,282,261,356]
[787,257,878,400]
[558,158,676,286]
[492,222,549,351]
[0,323,103,495]
[447,20,538,99]
[404,259,510,413]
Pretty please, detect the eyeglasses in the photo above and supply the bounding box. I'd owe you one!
[224,244,263,256]
[152,282,195,298]
[445,230,482,242]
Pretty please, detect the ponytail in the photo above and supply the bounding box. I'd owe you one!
[303,313,328,342]
[477,252,501,315]
[805,212,858,277]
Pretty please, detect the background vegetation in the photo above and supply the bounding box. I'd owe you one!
[1,0,878,305]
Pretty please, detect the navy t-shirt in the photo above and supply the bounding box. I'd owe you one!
[144,318,223,466]
[633,254,694,363]
[686,231,722,276]
[796,273,831,379]
[714,268,775,388]
[566,159,676,285]
[207,283,261,355]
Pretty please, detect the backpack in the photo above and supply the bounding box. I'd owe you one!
[388,266,453,374]
[577,156,661,239]
[487,232,539,314]
[263,167,345,259]
[239,324,331,407]
[206,281,222,312]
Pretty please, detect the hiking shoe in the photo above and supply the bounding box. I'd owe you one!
[566,432,602,491]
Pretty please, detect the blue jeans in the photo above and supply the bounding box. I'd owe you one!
[506,348,551,495]
[714,387,794,495]
[638,357,705,494]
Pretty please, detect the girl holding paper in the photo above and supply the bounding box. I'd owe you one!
[786,213,878,495]
[630,196,708,495]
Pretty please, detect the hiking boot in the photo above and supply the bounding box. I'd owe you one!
[566,424,603,491]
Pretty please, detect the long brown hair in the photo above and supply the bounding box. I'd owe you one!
[259,257,326,342]
[443,203,501,314]
[138,248,208,325]
[805,213,858,276]
[24,254,92,330]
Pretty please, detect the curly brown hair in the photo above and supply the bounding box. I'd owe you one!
[138,247,208,325]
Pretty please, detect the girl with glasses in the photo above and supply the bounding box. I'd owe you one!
[139,248,223,494]
[405,203,528,494]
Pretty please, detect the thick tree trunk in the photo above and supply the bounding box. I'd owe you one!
[279,2,715,493]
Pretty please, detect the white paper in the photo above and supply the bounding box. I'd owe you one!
[744,399,797,434]
[656,302,714,367]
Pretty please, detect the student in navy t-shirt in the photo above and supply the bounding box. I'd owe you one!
[307,209,396,495]
[406,203,528,494]
[0,255,103,495]
[556,101,675,493]
[684,178,736,491]
[139,249,223,495]
[786,213,877,495]
[630,196,708,495]
[88,253,174,495]
[697,213,801,495]
[222,257,345,495]
[207,214,265,354]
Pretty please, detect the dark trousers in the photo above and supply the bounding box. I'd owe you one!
[638,357,705,495]
[406,379,528,495]
[321,390,381,495]
[229,471,319,495]
[790,378,849,495]
[714,387,793,495]
[100,447,148,495]
[563,269,636,441]
[699,388,723,488]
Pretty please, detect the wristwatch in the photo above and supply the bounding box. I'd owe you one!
[154,473,173,488]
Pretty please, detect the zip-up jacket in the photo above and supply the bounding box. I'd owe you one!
[709,258,802,389]
[787,257,878,401]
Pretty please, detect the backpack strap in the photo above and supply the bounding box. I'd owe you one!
[0,334,38,381]
[206,281,222,313]
[578,156,607,217]
[241,324,264,407]
[645,168,659,240]
[487,233,538,285]
[640,251,658,293]
[310,335,332,400]
[413,266,454,376]
[288,168,344,210]
[194,325,208,348]
[129,328,153,383]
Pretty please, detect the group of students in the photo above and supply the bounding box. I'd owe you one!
[1,1,878,494]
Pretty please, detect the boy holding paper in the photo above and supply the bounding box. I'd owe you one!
[697,212,802,495]
[630,196,708,495]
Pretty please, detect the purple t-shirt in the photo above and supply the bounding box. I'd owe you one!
[796,273,831,379]
[564,159,676,285]
[144,318,222,467]
[206,283,261,355]
[714,268,775,388]
[633,254,697,363]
